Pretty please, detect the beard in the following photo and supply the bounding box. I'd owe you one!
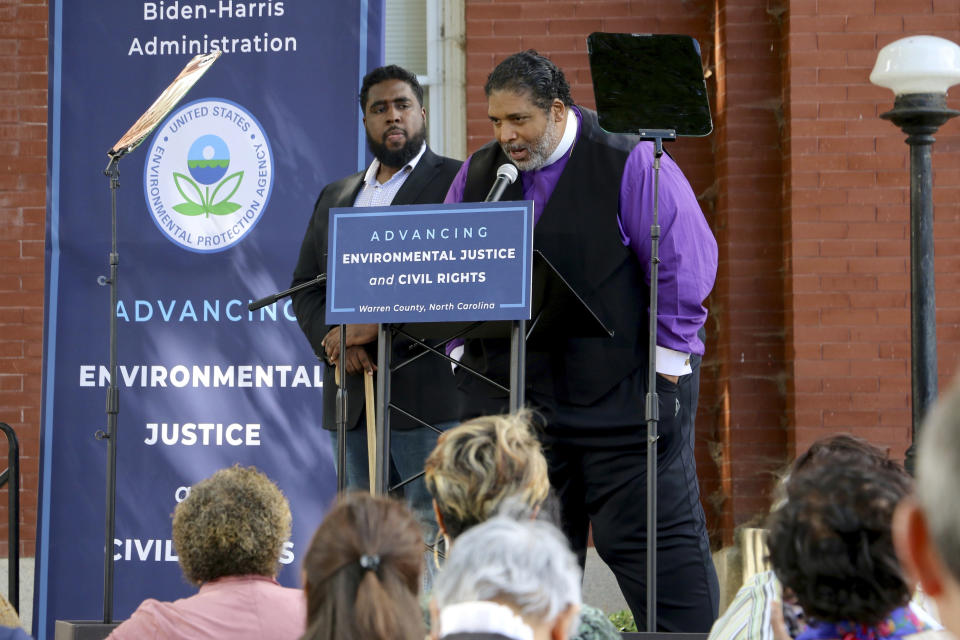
[500,121,563,172]
[366,121,427,169]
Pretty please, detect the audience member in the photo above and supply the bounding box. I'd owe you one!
[708,435,937,640]
[424,412,619,639]
[108,465,304,640]
[432,516,581,640]
[424,411,550,544]
[301,492,425,640]
[894,378,960,637]
[767,461,943,640]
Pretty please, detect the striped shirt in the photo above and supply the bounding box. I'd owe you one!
[353,142,427,207]
[708,571,943,640]
[708,570,781,640]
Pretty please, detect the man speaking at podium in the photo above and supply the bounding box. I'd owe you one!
[444,51,720,631]
[290,65,461,552]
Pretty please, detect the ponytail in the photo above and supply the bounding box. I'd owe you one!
[301,493,425,640]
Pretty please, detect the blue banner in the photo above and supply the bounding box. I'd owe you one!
[326,202,534,324]
[40,2,383,637]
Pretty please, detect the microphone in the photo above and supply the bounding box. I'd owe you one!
[484,163,519,202]
[248,273,326,311]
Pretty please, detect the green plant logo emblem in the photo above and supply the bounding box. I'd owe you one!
[143,98,274,253]
[174,134,243,217]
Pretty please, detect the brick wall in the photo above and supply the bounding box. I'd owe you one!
[463,0,791,545]
[784,0,960,461]
[0,0,46,557]
[708,0,789,543]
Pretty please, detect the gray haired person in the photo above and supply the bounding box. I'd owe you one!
[431,516,581,640]
[894,376,960,637]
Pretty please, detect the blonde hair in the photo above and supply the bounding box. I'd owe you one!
[424,411,550,539]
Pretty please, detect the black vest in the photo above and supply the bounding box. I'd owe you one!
[459,107,649,412]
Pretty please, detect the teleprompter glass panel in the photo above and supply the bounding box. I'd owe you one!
[588,33,713,137]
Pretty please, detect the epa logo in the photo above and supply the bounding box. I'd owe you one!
[143,98,274,253]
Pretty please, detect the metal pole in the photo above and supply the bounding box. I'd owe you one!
[880,93,958,474]
[908,140,937,474]
[645,137,664,632]
[375,324,392,495]
[509,320,526,412]
[336,323,348,492]
[101,155,121,623]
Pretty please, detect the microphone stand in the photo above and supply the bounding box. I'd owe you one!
[248,276,349,492]
[95,152,123,623]
[247,274,325,312]
[640,127,676,632]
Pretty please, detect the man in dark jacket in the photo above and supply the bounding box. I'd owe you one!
[290,65,461,552]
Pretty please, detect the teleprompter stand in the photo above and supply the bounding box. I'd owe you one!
[55,52,220,640]
[55,51,221,640]
[588,32,713,633]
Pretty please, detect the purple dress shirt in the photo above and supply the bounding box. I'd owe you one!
[444,106,718,361]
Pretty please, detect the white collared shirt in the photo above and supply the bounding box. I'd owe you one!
[353,142,427,207]
[541,106,578,168]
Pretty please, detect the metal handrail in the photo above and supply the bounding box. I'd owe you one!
[0,423,20,612]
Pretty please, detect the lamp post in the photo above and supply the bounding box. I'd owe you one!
[870,36,960,474]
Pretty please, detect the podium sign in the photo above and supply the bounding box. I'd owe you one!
[326,201,534,324]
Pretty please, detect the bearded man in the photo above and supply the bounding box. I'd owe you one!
[290,65,461,565]
[444,50,720,631]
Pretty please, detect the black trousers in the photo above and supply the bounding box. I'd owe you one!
[538,368,719,632]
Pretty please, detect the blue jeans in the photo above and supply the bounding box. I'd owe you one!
[330,420,457,588]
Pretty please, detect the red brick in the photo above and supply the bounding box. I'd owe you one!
[467,4,523,20]
[822,343,880,360]
[823,410,879,428]
[791,155,847,173]
[818,67,873,85]
[847,222,905,239]
[547,18,602,34]
[876,0,930,14]
[793,256,849,274]
[820,309,879,326]
[822,377,880,393]
[847,188,906,205]
[0,21,45,38]
[520,35,582,52]
[817,32,877,50]
[933,0,960,12]
[847,153,904,171]
[844,15,905,32]
[576,2,630,17]
[470,36,524,54]
[819,102,875,120]
[493,20,548,36]
[465,19,493,36]
[521,2,576,19]
[819,137,875,154]
[789,15,845,34]
[820,172,877,188]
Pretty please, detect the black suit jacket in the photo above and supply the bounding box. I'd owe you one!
[291,147,462,430]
